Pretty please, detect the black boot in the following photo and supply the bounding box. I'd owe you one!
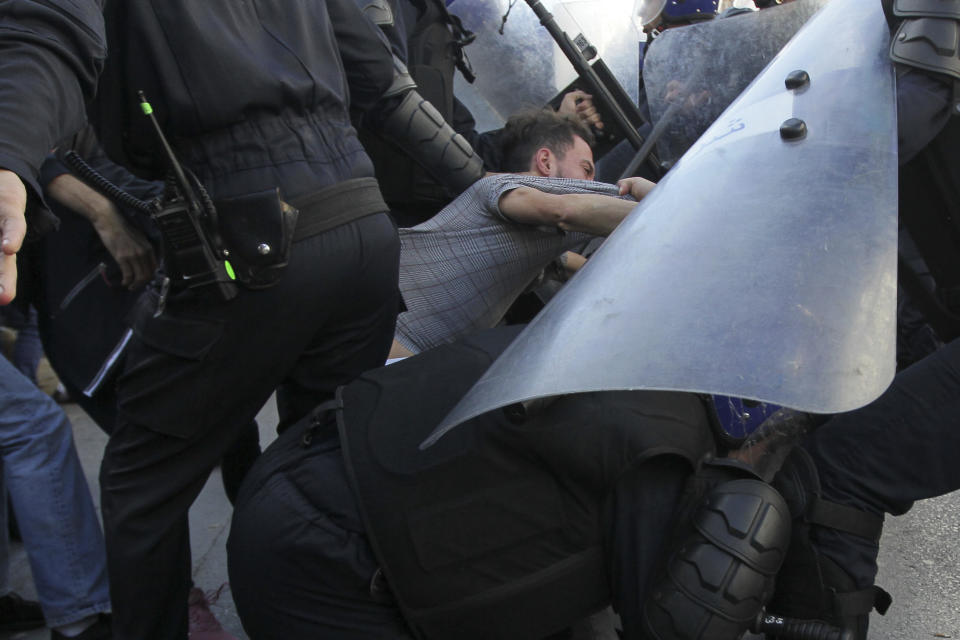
[768,448,891,640]
[50,613,112,640]
[0,591,45,632]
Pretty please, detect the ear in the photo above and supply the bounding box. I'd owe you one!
[533,147,554,176]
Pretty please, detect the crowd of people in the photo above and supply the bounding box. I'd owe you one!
[0,0,958,639]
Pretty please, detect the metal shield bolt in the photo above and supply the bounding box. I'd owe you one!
[257,243,272,255]
[780,118,807,141]
[784,70,810,90]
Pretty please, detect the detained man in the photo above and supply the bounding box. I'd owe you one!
[391,109,655,356]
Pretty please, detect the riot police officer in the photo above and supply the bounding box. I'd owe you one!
[0,0,481,638]
[766,2,960,637]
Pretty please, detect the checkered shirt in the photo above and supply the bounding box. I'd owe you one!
[395,173,629,353]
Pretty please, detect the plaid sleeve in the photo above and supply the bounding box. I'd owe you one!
[483,174,534,224]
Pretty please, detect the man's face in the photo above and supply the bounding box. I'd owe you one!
[553,136,595,180]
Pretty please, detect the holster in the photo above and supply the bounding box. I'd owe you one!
[214,189,299,289]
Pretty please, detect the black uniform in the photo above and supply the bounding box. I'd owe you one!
[227,327,716,639]
[3,1,404,638]
[766,11,960,638]
[0,1,105,236]
[358,0,503,226]
[802,73,960,589]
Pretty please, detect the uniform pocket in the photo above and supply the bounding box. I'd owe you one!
[116,291,225,437]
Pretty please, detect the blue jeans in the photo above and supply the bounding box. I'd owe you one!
[1,305,43,384]
[0,355,110,627]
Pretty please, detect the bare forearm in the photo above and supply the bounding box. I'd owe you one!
[46,173,114,228]
[500,186,637,236]
[553,193,635,236]
[46,172,157,289]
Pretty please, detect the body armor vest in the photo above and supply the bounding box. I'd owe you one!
[336,328,714,639]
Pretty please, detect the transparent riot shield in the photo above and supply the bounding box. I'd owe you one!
[448,0,641,133]
[643,0,828,167]
[425,0,898,447]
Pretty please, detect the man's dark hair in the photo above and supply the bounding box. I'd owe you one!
[498,109,594,173]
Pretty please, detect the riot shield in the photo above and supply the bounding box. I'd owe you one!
[643,0,828,167]
[448,0,642,133]
[425,0,898,447]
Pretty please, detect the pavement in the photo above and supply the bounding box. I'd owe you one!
[0,395,275,640]
[2,391,959,640]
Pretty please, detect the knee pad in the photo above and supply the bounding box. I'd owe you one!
[642,477,791,639]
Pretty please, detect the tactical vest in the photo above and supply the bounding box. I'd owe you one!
[336,327,715,640]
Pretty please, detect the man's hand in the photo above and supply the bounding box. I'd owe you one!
[555,250,587,280]
[91,204,157,289]
[0,170,28,305]
[558,90,604,131]
[618,176,656,201]
[47,173,157,290]
[664,80,710,111]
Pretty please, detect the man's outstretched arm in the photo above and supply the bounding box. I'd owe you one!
[498,177,656,236]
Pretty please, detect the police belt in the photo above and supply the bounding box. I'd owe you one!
[290,177,389,242]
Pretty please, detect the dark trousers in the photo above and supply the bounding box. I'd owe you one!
[228,418,414,640]
[605,456,691,640]
[805,337,960,586]
[100,213,400,640]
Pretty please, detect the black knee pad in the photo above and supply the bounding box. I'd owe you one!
[642,478,791,639]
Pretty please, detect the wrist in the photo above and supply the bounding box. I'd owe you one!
[90,201,122,229]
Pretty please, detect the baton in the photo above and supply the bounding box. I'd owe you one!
[524,0,662,177]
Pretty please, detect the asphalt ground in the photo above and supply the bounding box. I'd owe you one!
[2,392,958,640]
